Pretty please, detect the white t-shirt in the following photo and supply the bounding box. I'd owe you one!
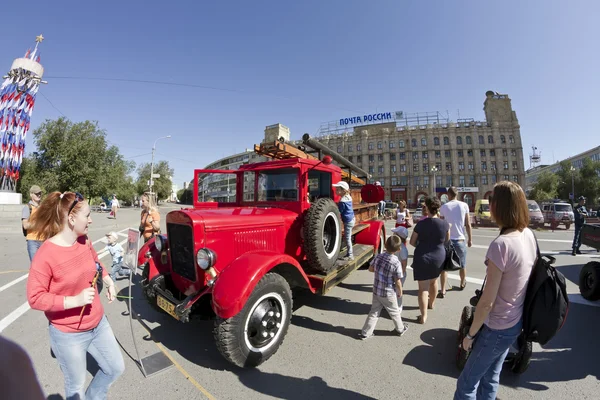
[440,199,469,240]
[396,209,407,224]
[111,199,120,208]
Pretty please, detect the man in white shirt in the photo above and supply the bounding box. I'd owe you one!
[439,187,472,297]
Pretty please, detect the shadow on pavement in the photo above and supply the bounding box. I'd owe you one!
[402,328,459,379]
[237,370,376,399]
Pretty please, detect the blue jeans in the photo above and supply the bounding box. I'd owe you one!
[344,218,355,257]
[572,224,583,251]
[452,239,468,268]
[26,240,43,262]
[454,320,522,400]
[109,259,130,281]
[49,316,124,400]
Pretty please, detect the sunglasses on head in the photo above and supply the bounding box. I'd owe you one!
[68,192,84,214]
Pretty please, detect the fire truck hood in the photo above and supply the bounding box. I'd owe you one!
[184,206,298,230]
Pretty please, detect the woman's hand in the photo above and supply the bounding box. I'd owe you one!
[75,288,95,307]
[106,285,116,303]
[462,336,474,351]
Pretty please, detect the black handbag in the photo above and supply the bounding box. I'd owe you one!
[443,241,462,271]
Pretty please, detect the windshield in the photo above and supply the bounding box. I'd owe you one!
[528,204,540,212]
[480,204,490,212]
[555,204,572,212]
[257,168,298,201]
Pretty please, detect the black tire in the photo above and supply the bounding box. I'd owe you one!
[579,261,600,301]
[214,273,292,368]
[510,336,533,374]
[456,306,475,370]
[303,198,342,273]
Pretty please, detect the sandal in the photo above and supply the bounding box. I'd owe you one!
[437,291,446,299]
[417,315,427,325]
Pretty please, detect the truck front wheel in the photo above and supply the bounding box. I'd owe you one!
[214,273,293,368]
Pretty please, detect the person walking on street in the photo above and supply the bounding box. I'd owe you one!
[140,193,161,243]
[410,197,450,324]
[455,181,536,400]
[110,195,120,219]
[332,181,355,260]
[359,235,408,340]
[572,196,588,255]
[439,187,472,296]
[22,185,44,261]
[26,191,124,400]
[395,200,411,228]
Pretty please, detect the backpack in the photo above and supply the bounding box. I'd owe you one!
[522,232,569,345]
[22,203,33,237]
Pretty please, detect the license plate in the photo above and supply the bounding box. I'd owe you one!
[157,295,179,320]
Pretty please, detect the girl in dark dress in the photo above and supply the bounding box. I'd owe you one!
[409,197,450,324]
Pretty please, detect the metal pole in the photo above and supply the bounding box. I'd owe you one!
[149,145,155,194]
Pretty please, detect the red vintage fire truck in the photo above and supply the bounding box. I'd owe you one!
[138,135,385,368]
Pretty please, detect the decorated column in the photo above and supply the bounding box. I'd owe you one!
[0,35,45,197]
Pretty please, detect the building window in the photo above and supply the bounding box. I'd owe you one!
[422,151,428,159]
[469,175,476,186]
[512,161,518,170]
[348,156,353,162]
[414,177,420,186]
[511,149,516,157]
[435,162,441,170]
[503,149,508,157]
[356,155,362,163]
[504,175,510,181]
[458,150,464,158]
[436,175,442,186]
[434,137,440,146]
[444,150,451,158]
[423,176,429,186]
[477,135,484,144]
[446,162,452,171]
[492,175,497,184]
[509,135,515,144]
[467,149,473,157]
[490,149,496,156]
[399,140,405,148]
[369,155,374,163]
[337,145,342,152]
[421,137,427,146]
[457,136,463,145]
[357,143,361,151]
[488,135,494,144]
[368,166,374,173]
[413,152,419,160]
[482,175,488,185]
[512,175,518,183]
[391,177,397,186]
[378,154,384,161]
[503,161,509,170]
[480,149,486,157]
[413,164,419,172]
[368,142,374,150]
[444,136,450,145]
[390,153,396,161]
[435,150,441,158]
[468,162,474,171]
[348,144,353,152]
[400,152,406,160]
[391,165,396,173]
[389,141,395,149]
[459,161,465,170]
[500,135,506,144]
[400,164,407,172]
[380,179,385,186]
[459,176,465,186]
[377,141,382,149]
[400,176,407,186]
[466,136,472,145]
[423,163,429,172]
[491,161,497,171]
[378,166,384,174]
[411,139,417,147]
[482,161,487,170]
[446,176,453,186]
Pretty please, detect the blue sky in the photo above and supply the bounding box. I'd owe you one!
[1,0,598,187]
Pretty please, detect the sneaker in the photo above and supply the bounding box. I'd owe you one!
[358,333,372,340]
[391,324,409,337]
[576,250,582,255]
[572,251,577,256]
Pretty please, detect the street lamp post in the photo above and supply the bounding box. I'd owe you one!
[570,166,575,202]
[431,166,439,196]
[150,135,172,196]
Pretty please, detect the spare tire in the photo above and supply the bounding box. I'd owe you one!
[304,198,342,273]
[579,261,600,301]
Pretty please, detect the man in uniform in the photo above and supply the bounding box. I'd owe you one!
[21,185,44,261]
[572,196,588,256]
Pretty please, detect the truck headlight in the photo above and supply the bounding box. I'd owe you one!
[155,235,167,252]
[196,248,216,270]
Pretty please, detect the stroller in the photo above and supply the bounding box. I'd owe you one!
[456,287,533,374]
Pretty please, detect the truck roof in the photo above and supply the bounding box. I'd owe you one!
[238,157,342,172]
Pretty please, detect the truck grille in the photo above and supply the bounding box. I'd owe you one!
[167,224,197,281]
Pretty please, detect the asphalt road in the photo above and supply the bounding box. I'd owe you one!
[1,206,598,400]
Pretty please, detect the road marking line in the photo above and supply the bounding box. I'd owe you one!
[406,265,485,285]
[0,302,31,333]
[0,269,29,275]
[0,274,29,293]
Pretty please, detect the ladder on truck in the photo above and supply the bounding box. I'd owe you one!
[254,140,366,185]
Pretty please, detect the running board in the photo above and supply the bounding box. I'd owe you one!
[308,244,374,295]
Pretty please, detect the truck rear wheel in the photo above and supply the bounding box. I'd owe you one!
[304,198,342,273]
[214,273,292,368]
[579,261,600,301]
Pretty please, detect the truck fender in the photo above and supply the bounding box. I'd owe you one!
[212,251,313,319]
[354,219,385,250]
[138,237,170,281]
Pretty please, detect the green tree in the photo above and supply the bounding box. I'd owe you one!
[555,159,600,206]
[136,161,174,200]
[177,188,193,204]
[529,171,559,203]
[17,117,136,202]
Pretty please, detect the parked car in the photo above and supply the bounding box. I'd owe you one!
[412,207,423,223]
[527,200,544,228]
[541,201,574,230]
[474,199,494,226]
